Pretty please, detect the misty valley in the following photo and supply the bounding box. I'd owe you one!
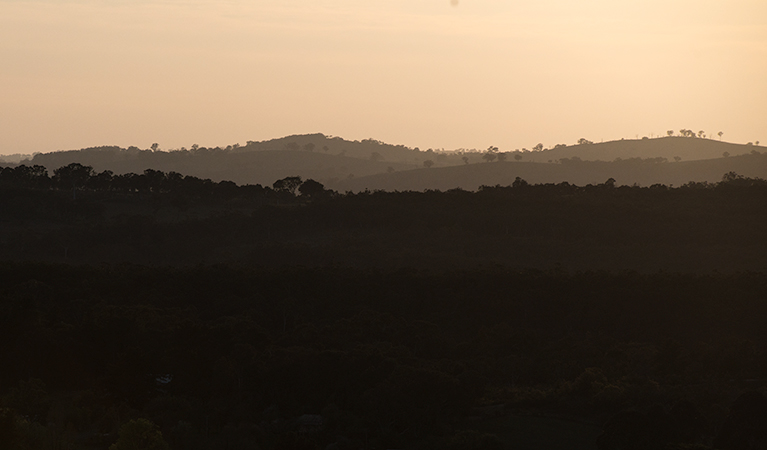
[1,135,767,450]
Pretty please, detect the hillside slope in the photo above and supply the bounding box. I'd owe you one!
[18,135,764,189]
[521,137,757,162]
[26,147,417,186]
[332,152,767,192]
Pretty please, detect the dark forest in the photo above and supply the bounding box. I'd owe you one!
[1,160,767,449]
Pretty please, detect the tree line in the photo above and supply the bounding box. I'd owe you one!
[0,163,330,200]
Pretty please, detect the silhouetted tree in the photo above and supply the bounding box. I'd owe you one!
[54,163,94,199]
[577,138,593,145]
[512,176,528,188]
[462,156,469,165]
[143,169,167,192]
[1,165,49,188]
[90,170,114,191]
[718,131,723,140]
[303,143,316,152]
[667,130,674,137]
[273,176,303,195]
[533,143,543,151]
[482,146,498,163]
[423,160,434,168]
[298,179,325,197]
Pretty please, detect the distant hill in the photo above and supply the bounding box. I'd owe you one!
[332,151,767,192]
[0,153,32,164]
[236,133,424,162]
[19,134,764,189]
[520,136,756,163]
[25,142,419,186]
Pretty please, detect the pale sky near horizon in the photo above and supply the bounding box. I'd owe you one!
[1,0,766,155]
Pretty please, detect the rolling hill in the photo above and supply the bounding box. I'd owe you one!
[332,151,767,192]
[10,134,765,189]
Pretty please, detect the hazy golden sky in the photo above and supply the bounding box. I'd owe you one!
[2,0,766,155]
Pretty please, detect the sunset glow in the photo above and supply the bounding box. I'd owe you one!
[2,0,766,154]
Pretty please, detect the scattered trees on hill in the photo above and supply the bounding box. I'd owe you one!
[482,146,499,162]
[678,129,700,138]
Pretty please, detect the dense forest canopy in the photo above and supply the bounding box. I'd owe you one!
[2,162,766,272]
[2,264,767,449]
[2,157,767,449]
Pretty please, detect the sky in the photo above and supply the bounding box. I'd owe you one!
[1,0,766,155]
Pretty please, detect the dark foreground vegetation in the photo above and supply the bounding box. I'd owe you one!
[3,265,767,449]
[1,163,766,271]
[2,163,767,449]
